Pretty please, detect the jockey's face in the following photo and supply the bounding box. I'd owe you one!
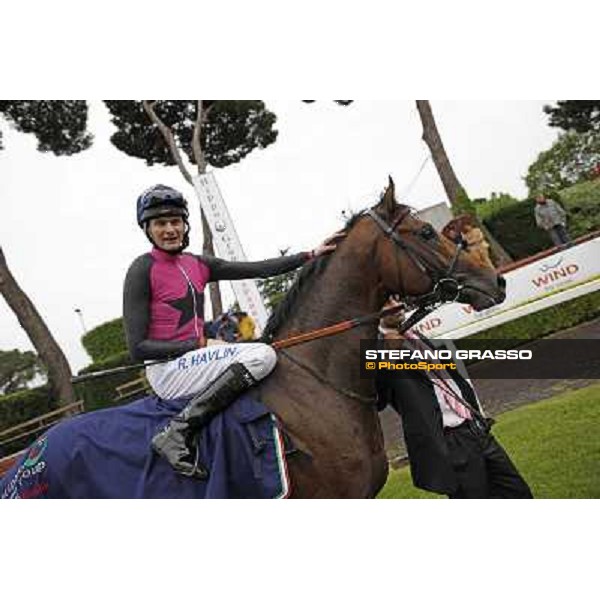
[148,215,186,252]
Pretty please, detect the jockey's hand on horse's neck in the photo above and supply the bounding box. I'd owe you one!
[311,231,346,258]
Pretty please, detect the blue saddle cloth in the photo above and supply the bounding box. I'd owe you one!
[0,393,291,499]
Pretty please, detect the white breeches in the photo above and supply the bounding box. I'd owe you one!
[145,342,277,401]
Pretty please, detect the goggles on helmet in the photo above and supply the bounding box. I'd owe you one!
[136,184,189,228]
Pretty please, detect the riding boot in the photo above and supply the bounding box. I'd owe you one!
[151,363,257,478]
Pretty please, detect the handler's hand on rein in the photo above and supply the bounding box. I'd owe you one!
[379,296,406,338]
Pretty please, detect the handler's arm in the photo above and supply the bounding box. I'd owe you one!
[123,255,200,361]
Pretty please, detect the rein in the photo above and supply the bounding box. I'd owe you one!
[271,305,433,406]
[269,304,435,407]
[269,304,422,350]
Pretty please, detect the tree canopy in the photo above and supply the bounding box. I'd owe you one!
[544,101,600,134]
[0,349,46,395]
[0,101,92,154]
[104,101,278,168]
[525,130,600,196]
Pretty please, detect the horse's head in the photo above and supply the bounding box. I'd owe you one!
[356,177,506,311]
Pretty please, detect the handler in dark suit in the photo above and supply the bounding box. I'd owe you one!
[376,300,532,499]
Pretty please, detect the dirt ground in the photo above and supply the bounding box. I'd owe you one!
[380,317,600,462]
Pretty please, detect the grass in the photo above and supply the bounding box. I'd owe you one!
[378,382,600,499]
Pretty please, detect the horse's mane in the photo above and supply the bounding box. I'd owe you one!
[261,210,366,340]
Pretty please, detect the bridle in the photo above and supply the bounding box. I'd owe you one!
[366,208,465,329]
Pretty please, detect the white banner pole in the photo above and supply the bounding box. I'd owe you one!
[193,173,269,334]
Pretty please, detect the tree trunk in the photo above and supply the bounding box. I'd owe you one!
[0,246,78,409]
[415,100,513,266]
[143,99,224,318]
[194,101,222,319]
[416,100,463,203]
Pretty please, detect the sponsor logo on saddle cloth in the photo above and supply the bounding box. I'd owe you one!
[1,436,49,499]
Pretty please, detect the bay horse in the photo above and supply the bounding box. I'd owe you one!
[0,178,505,498]
[259,178,504,497]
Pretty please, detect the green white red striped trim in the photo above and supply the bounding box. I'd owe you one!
[271,415,291,499]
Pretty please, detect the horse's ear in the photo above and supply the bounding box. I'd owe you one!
[378,176,396,217]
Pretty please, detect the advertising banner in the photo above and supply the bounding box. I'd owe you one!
[411,236,600,338]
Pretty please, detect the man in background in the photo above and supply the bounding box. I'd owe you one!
[534,194,571,247]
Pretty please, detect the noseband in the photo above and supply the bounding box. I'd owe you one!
[366,208,464,315]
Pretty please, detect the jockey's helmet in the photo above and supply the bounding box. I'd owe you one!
[136,184,189,228]
[137,184,190,252]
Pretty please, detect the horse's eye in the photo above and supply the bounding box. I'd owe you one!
[420,224,437,241]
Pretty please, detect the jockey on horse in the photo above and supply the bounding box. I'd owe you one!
[125,184,342,478]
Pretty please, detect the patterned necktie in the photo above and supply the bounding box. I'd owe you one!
[434,378,472,420]
[404,330,472,420]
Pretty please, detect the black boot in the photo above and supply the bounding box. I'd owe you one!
[151,363,256,478]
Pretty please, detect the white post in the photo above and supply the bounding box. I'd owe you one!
[193,173,270,334]
[74,308,87,334]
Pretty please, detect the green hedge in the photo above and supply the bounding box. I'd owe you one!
[473,193,519,221]
[481,179,600,260]
[0,385,55,432]
[75,351,145,412]
[1,351,138,430]
[0,386,56,455]
[0,350,146,455]
[482,198,547,259]
[82,318,127,362]
[465,289,600,342]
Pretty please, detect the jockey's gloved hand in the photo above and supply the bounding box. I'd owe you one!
[308,231,346,259]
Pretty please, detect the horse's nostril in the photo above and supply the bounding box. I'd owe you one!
[497,275,506,290]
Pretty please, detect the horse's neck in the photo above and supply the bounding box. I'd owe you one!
[279,245,382,395]
[287,245,381,331]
